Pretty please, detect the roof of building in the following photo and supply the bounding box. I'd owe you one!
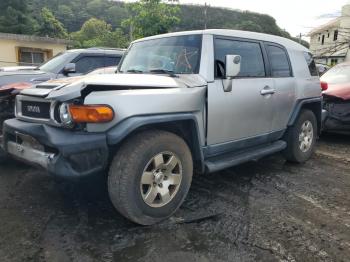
[134,29,308,52]
[0,32,71,45]
[308,17,341,36]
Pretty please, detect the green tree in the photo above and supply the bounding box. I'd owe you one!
[0,0,37,34]
[122,0,180,40]
[56,5,75,32]
[236,21,263,32]
[36,8,68,38]
[72,18,128,48]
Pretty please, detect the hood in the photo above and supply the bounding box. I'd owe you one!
[0,69,46,77]
[0,70,53,87]
[323,83,350,100]
[0,66,37,72]
[21,73,207,101]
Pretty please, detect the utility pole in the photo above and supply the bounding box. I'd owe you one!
[204,2,209,30]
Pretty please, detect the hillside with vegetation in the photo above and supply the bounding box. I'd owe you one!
[0,0,309,48]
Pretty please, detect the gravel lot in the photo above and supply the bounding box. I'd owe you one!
[0,134,349,262]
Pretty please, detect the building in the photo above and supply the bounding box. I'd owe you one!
[308,1,350,65]
[0,33,70,67]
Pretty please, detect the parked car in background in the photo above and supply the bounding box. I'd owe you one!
[321,62,350,134]
[0,48,124,87]
[316,63,330,76]
[1,30,322,225]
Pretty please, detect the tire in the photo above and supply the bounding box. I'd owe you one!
[108,130,193,225]
[283,109,317,163]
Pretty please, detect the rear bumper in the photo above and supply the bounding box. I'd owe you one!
[2,119,109,179]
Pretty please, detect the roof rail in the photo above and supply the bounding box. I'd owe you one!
[87,47,126,51]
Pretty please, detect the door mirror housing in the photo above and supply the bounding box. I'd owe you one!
[63,63,76,75]
[225,55,241,78]
[223,55,241,92]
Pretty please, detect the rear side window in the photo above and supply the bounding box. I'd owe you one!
[214,38,266,78]
[105,56,121,66]
[266,45,292,77]
[75,56,106,74]
[303,52,318,76]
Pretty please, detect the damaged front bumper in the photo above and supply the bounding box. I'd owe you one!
[2,119,109,178]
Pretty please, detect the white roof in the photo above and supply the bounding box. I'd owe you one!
[133,29,308,52]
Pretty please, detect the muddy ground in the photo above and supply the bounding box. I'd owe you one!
[0,134,349,262]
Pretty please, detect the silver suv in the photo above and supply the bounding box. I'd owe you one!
[1,30,322,225]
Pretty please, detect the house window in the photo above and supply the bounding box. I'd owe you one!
[327,32,330,38]
[321,35,325,45]
[318,36,321,42]
[331,58,338,65]
[17,47,47,65]
[334,30,338,41]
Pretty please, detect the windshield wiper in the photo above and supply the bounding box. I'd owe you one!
[126,69,144,73]
[149,69,178,77]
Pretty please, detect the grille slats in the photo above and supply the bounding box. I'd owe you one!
[21,101,51,119]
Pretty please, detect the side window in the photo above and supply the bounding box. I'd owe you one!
[105,56,121,66]
[75,56,106,74]
[303,52,318,76]
[214,38,266,78]
[266,45,292,77]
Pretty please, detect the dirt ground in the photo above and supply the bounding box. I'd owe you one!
[0,134,349,262]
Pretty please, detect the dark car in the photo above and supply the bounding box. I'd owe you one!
[0,48,124,87]
[321,62,350,134]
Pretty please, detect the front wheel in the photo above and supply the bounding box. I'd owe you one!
[108,130,193,225]
[283,109,317,163]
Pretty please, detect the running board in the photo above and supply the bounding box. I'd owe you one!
[205,140,287,173]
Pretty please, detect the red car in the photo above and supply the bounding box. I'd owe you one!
[321,62,350,133]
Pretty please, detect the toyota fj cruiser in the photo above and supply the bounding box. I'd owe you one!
[1,30,322,225]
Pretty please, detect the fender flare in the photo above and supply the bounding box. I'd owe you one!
[287,97,323,128]
[106,113,205,173]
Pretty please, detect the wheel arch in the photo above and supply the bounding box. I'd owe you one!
[287,97,323,135]
[106,114,205,174]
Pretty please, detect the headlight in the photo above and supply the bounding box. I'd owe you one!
[59,103,73,126]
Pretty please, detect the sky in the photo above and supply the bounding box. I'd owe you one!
[176,0,348,39]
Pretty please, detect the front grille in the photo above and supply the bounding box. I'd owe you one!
[21,101,51,119]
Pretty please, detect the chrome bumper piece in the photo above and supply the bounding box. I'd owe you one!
[7,141,55,169]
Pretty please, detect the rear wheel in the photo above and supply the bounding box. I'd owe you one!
[283,109,317,163]
[108,130,193,225]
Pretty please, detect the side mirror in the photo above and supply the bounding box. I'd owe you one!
[223,55,241,92]
[225,55,241,78]
[63,63,76,75]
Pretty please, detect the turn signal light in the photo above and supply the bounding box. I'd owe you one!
[69,105,114,123]
[320,81,328,91]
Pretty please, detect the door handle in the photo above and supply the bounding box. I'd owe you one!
[260,86,276,95]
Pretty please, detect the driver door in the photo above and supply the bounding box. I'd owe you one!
[207,37,275,152]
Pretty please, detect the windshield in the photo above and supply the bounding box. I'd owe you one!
[119,35,202,74]
[321,64,350,84]
[39,52,76,74]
